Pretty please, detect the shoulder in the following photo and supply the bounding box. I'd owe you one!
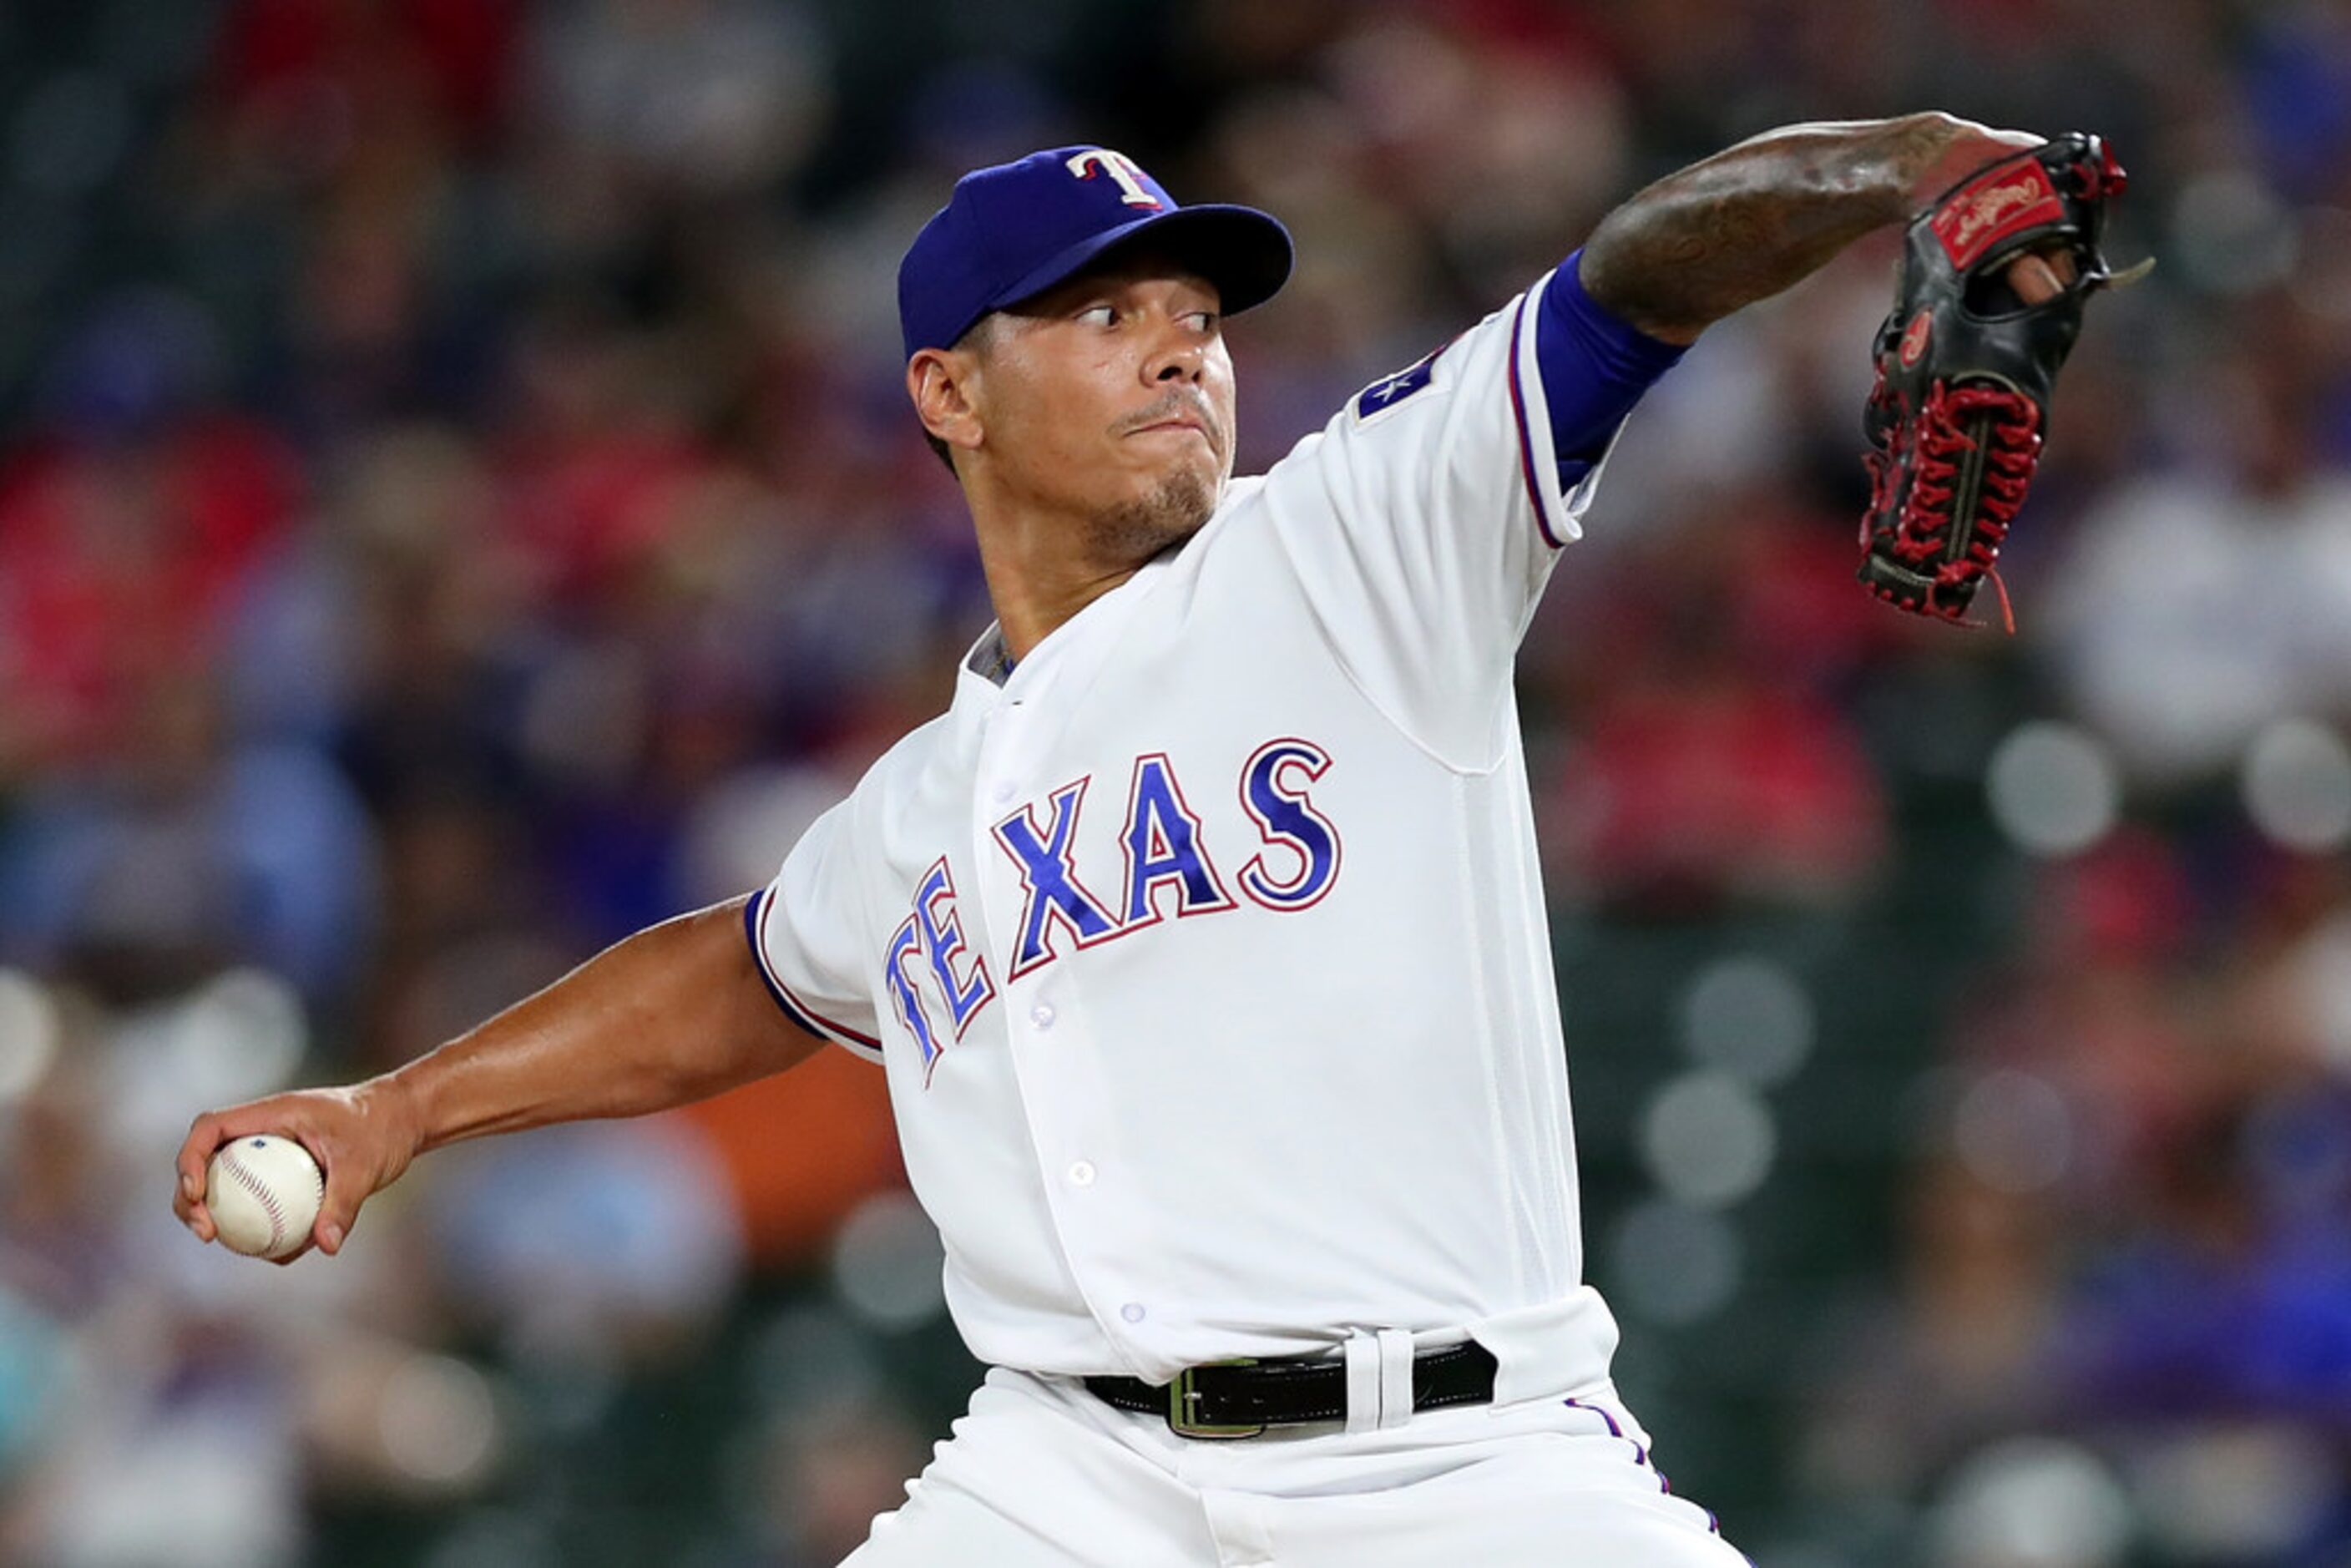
[807,703,964,842]
[867,708,963,793]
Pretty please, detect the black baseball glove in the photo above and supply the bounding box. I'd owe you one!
[1858,132,2141,629]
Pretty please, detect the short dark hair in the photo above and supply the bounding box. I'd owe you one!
[919,315,995,473]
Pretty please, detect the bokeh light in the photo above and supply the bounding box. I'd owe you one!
[0,969,60,1104]
[2241,718,2351,852]
[1679,954,1815,1088]
[1929,1438,2131,1568]
[1985,721,2120,857]
[1950,1069,2073,1196]
[379,1354,502,1490]
[2169,170,2299,296]
[1641,1071,1777,1209]
[2130,1425,2338,1561]
[829,1191,948,1332]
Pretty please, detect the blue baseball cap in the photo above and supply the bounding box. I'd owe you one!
[897,145,1293,362]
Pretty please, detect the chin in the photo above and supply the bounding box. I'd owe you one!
[1090,465,1219,566]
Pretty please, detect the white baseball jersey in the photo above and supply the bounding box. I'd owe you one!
[751,266,1623,1397]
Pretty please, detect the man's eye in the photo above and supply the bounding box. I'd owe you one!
[1077,305,1116,326]
[1190,311,1221,332]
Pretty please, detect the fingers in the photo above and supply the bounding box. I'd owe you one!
[174,1090,375,1257]
[315,1144,372,1257]
[171,1152,204,1237]
[2008,253,2065,306]
[172,1178,215,1243]
[2005,248,2081,307]
[174,1105,264,1244]
[175,1115,221,1219]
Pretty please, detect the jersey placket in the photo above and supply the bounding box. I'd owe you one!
[968,628,1173,1373]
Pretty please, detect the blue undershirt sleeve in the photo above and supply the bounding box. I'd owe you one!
[1538,247,1688,487]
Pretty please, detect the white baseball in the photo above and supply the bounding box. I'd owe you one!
[205,1134,326,1260]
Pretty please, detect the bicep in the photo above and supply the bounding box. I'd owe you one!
[711,893,832,1072]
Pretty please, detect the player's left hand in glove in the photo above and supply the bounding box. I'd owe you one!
[1858,130,2143,630]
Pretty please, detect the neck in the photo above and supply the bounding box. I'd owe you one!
[963,478,1211,662]
[975,524,1145,664]
[991,569,1143,667]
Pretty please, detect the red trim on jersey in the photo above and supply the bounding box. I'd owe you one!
[1505,291,1570,549]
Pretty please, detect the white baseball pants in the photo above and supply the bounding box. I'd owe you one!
[842,1366,1749,1565]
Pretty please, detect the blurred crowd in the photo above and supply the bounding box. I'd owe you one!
[3,0,2351,1563]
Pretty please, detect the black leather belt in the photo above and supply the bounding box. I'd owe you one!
[1084,1341,1498,1439]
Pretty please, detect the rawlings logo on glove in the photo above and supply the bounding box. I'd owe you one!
[1858,132,2141,629]
[1932,164,2068,266]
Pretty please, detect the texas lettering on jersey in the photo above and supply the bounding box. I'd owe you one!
[887,737,1342,1079]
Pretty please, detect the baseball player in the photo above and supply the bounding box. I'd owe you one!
[176,117,2082,1564]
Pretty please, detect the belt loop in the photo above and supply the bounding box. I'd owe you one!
[1342,1332,1380,1434]
[1376,1329,1415,1429]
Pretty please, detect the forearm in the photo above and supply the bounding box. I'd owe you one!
[1579,113,2019,343]
[383,897,824,1154]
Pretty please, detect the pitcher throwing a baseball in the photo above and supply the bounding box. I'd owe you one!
[176,116,2122,1564]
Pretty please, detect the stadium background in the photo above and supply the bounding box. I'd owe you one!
[3,0,2350,1563]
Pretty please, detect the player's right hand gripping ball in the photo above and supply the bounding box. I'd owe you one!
[1858,132,2137,629]
[206,1133,326,1259]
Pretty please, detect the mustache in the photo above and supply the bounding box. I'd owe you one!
[1119,392,1221,445]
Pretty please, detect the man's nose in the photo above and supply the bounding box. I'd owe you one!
[1146,331,1206,383]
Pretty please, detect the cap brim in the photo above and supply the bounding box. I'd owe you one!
[984,204,1294,326]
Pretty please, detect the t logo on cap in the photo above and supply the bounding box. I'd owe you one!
[897,144,1293,365]
[1066,149,1164,210]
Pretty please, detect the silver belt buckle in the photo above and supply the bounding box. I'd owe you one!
[1167,1360,1266,1439]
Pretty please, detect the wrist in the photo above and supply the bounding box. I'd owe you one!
[361,1066,431,1163]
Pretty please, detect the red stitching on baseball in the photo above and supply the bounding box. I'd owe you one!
[221,1146,294,1254]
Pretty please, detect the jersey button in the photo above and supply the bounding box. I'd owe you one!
[1067,1161,1096,1187]
[992,781,1016,804]
[1120,1302,1146,1323]
[1029,1003,1056,1029]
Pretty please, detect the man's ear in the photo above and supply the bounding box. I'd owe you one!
[908,346,984,456]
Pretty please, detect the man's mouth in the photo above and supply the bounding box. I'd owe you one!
[1123,399,1216,447]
